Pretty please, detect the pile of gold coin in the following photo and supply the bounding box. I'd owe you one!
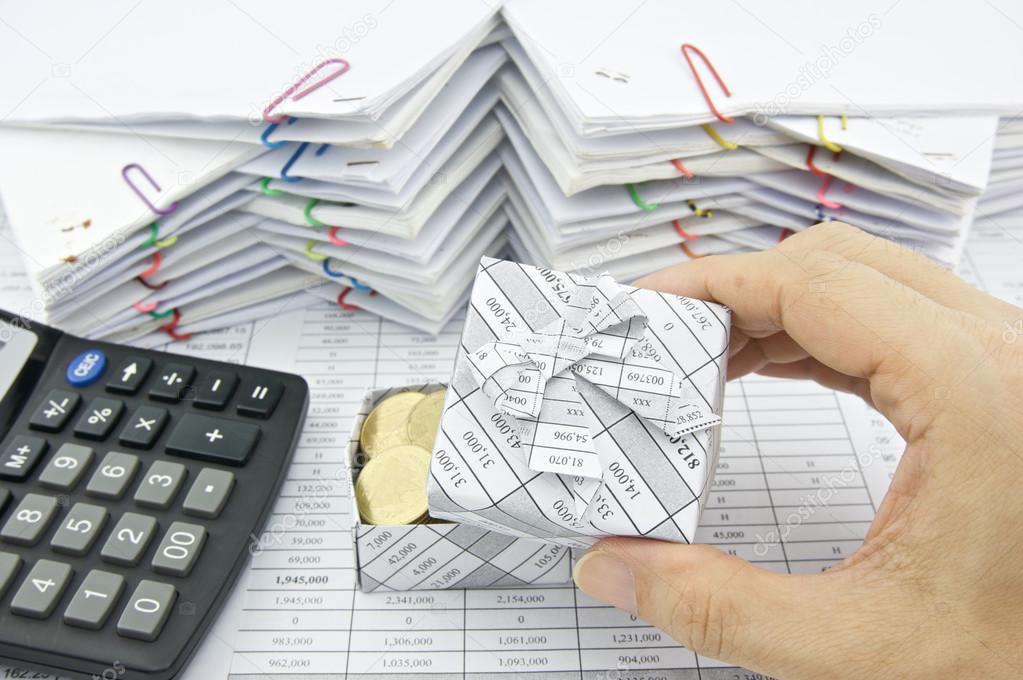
[355,389,446,525]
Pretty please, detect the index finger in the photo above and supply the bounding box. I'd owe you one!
[635,246,990,438]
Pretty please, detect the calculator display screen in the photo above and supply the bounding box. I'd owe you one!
[0,315,55,435]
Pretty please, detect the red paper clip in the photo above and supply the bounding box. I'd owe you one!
[805,146,842,210]
[680,44,734,124]
[263,59,351,124]
[327,227,350,246]
[671,159,694,178]
[672,219,699,241]
[336,287,359,310]
[778,228,794,242]
[138,252,162,279]
[122,164,178,215]
[159,308,192,341]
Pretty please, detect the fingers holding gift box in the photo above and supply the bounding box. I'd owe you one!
[425,258,730,549]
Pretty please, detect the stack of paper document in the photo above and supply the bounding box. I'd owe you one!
[498,0,1022,277]
[0,0,505,341]
[1,0,1021,341]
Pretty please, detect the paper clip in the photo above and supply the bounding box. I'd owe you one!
[159,308,192,341]
[778,228,794,242]
[336,287,360,311]
[841,114,848,130]
[680,241,704,259]
[671,159,694,178]
[260,117,297,149]
[814,205,835,222]
[806,146,842,209]
[816,114,842,153]
[321,260,372,291]
[123,164,178,215]
[304,239,328,261]
[138,252,162,279]
[280,142,309,182]
[304,198,325,227]
[132,301,159,313]
[148,307,175,319]
[686,199,712,218]
[144,222,177,249]
[137,275,167,291]
[263,58,351,124]
[259,177,283,196]
[315,143,329,156]
[672,219,699,241]
[701,123,738,150]
[680,44,734,124]
[625,183,658,211]
[328,227,349,246]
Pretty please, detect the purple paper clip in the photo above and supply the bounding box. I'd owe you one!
[122,163,178,215]
[263,58,351,124]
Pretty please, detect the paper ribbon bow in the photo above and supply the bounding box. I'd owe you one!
[466,273,722,482]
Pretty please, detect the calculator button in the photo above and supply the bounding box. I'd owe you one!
[38,443,94,491]
[149,363,196,402]
[0,435,48,480]
[0,489,9,514]
[1,494,59,546]
[236,380,283,419]
[10,559,73,619]
[182,468,235,519]
[50,503,108,556]
[151,521,206,577]
[193,370,238,410]
[86,451,139,499]
[73,398,125,440]
[117,580,176,641]
[106,356,153,394]
[101,513,157,566]
[134,461,187,510]
[28,389,81,432]
[118,405,169,449]
[0,552,22,597]
[65,349,106,387]
[64,569,125,630]
[166,414,260,466]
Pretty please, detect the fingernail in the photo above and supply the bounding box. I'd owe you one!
[573,550,637,615]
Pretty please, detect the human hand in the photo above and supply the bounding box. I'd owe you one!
[572,223,1023,679]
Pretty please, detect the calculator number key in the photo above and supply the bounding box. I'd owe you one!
[38,443,94,491]
[134,461,187,510]
[86,451,139,499]
[101,513,157,566]
[1,494,59,546]
[117,580,176,642]
[73,398,125,440]
[0,552,22,598]
[0,435,48,481]
[11,559,73,619]
[50,503,108,556]
[151,522,206,577]
[64,569,125,630]
[28,389,80,432]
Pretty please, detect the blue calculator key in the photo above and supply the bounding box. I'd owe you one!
[66,350,107,387]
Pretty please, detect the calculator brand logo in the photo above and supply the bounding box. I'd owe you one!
[90,660,125,680]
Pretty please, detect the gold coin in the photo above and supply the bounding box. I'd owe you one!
[360,392,425,457]
[355,445,431,525]
[406,389,446,451]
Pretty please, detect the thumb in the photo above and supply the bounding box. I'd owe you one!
[573,537,848,677]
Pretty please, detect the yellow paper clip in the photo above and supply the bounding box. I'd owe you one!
[701,123,738,150]
[817,114,842,153]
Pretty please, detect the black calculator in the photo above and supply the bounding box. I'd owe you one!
[0,310,308,679]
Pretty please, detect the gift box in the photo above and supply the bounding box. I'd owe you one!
[347,384,573,592]
[426,258,730,548]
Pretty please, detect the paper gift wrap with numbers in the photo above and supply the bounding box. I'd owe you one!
[426,258,730,548]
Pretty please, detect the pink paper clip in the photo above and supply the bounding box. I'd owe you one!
[122,164,178,215]
[132,301,159,313]
[680,44,734,124]
[263,59,351,124]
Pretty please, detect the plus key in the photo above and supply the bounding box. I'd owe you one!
[165,414,260,466]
